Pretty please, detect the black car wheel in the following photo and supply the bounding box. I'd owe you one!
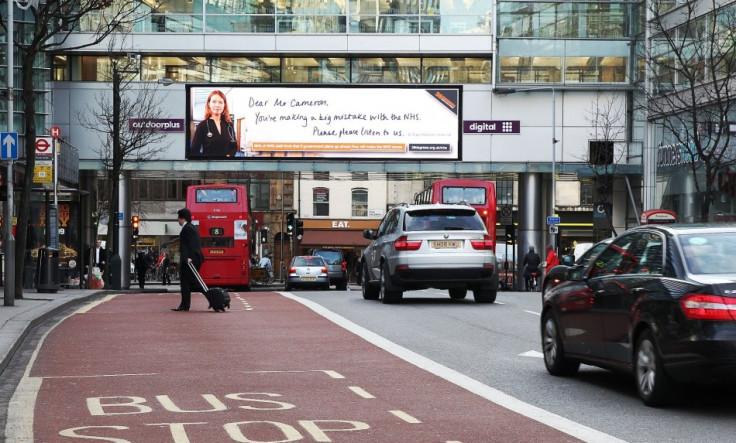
[449,288,467,299]
[380,263,402,304]
[635,329,674,406]
[472,287,497,303]
[542,311,580,376]
[362,263,379,300]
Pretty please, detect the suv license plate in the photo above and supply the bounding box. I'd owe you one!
[430,240,461,249]
[300,276,316,281]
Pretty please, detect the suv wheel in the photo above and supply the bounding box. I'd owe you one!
[380,263,402,304]
[472,286,497,303]
[362,263,379,300]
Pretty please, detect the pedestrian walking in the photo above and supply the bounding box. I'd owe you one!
[135,252,149,290]
[160,252,171,286]
[173,208,204,312]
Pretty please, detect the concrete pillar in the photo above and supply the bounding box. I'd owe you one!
[118,172,132,289]
[516,173,544,290]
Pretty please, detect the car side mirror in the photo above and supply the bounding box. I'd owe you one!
[562,255,575,266]
[363,229,375,240]
[566,265,586,281]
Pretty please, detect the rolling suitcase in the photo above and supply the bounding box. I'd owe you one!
[188,262,231,312]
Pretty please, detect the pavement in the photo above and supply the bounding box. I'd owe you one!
[0,280,281,375]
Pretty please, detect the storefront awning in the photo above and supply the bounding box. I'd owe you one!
[300,230,371,248]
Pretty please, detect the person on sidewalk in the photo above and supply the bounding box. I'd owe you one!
[173,208,204,312]
[545,244,559,275]
[160,252,171,286]
[135,252,149,290]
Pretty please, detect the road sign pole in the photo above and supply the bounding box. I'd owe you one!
[4,0,15,306]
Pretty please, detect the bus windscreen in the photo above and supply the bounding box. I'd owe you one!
[195,188,239,203]
[441,186,487,205]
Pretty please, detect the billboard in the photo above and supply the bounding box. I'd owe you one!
[186,85,462,160]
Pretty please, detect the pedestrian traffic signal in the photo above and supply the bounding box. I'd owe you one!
[296,218,304,237]
[132,215,140,238]
[286,212,295,233]
[504,225,515,243]
[260,227,268,243]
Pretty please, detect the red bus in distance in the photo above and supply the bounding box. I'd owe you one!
[186,184,252,290]
[414,179,497,249]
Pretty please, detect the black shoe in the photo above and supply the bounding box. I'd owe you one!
[171,307,189,311]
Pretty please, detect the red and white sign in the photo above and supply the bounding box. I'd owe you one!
[35,136,53,156]
[50,126,61,139]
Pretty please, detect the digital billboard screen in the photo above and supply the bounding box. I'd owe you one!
[186,85,461,160]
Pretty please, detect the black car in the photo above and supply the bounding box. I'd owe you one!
[541,224,736,406]
[541,238,612,295]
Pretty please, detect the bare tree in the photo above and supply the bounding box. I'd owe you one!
[1,0,150,297]
[578,91,627,235]
[78,45,171,286]
[641,0,736,221]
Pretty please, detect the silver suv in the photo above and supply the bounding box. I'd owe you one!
[361,203,498,303]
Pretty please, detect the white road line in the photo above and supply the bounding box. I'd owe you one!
[519,350,544,358]
[42,373,158,379]
[240,369,345,378]
[7,294,120,441]
[524,310,541,316]
[283,292,626,443]
[349,386,376,398]
[390,410,422,423]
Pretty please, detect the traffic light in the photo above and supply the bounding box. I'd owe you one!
[132,215,140,238]
[286,212,295,234]
[504,225,515,243]
[296,218,304,237]
[260,227,269,244]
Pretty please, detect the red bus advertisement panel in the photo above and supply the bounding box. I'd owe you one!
[186,185,252,289]
[414,179,497,248]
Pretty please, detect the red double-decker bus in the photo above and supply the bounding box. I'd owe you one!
[186,184,252,290]
[414,179,497,248]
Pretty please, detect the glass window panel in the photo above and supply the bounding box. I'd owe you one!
[142,56,207,83]
[211,57,280,82]
[423,57,491,83]
[282,57,349,83]
[352,57,420,83]
[352,188,368,216]
[314,187,329,216]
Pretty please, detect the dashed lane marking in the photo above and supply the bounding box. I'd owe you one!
[524,310,541,316]
[520,350,544,358]
[390,410,422,424]
[283,292,626,443]
[349,386,376,399]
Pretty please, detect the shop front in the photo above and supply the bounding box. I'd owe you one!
[298,219,381,281]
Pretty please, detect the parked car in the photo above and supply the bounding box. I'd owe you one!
[541,224,736,406]
[311,248,348,290]
[541,238,612,295]
[285,255,330,291]
[361,203,498,303]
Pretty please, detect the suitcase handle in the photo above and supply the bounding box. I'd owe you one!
[187,261,209,292]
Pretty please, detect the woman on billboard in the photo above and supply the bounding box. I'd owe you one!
[190,90,238,158]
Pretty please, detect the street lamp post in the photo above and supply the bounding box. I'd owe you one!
[493,86,558,249]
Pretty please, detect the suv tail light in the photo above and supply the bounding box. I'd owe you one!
[681,294,736,321]
[394,235,422,251]
[470,235,494,250]
[341,261,347,271]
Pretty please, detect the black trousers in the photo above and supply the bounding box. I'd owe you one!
[178,264,198,309]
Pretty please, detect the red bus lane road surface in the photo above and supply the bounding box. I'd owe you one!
[6,292,622,442]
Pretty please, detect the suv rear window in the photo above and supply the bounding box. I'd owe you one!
[404,209,484,231]
[313,250,343,265]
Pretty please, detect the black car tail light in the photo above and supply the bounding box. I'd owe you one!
[680,293,736,321]
[470,235,494,250]
[394,235,421,251]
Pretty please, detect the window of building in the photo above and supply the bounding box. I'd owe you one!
[142,56,207,83]
[423,57,491,83]
[496,178,514,206]
[282,57,349,83]
[313,172,330,180]
[352,57,421,83]
[314,187,329,216]
[352,188,368,216]
[249,180,271,210]
[211,57,281,82]
[351,172,369,180]
[581,181,594,205]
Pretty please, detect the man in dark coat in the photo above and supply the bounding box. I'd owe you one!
[522,245,541,291]
[172,208,204,311]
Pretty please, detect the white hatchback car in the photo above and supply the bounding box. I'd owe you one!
[360,203,498,303]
